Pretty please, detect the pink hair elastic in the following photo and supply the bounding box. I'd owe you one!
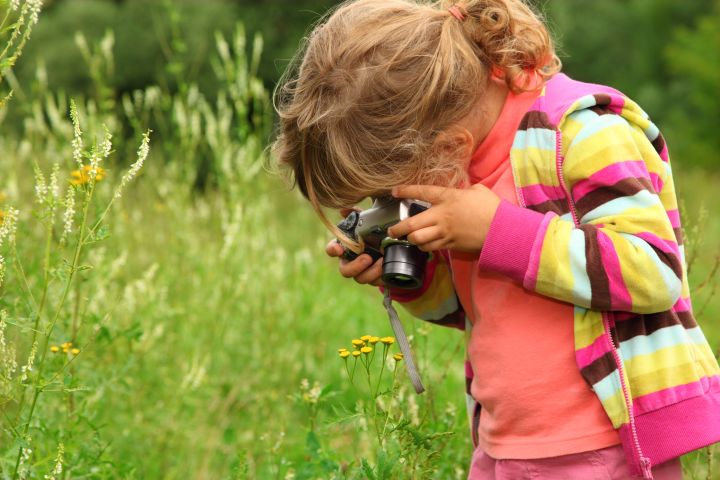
[448,4,465,21]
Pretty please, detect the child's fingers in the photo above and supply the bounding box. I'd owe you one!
[407,225,443,247]
[354,258,383,285]
[338,253,374,278]
[325,239,345,257]
[388,209,436,238]
[416,237,449,252]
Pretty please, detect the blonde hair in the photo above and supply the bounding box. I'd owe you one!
[271,0,559,242]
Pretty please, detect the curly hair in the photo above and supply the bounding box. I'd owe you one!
[271,0,560,243]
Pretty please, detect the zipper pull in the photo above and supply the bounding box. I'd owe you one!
[640,456,654,480]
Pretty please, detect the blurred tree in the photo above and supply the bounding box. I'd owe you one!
[540,0,717,168]
[664,0,720,168]
[541,0,712,119]
[6,0,717,168]
[13,0,337,97]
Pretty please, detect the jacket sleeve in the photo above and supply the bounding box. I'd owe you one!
[381,249,465,330]
[478,110,683,314]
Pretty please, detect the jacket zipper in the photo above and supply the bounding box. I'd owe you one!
[554,130,654,479]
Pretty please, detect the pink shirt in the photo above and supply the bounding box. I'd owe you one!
[449,89,621,459]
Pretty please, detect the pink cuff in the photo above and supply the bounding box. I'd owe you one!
[478,200,546,283]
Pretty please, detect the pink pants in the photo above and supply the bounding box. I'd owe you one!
[468,444,683,480]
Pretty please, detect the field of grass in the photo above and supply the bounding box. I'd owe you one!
[1,118,718,480]
[0,4,718,479]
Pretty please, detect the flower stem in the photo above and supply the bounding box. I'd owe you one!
[12,181,95,480]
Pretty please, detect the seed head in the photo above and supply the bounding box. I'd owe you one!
[61,187,76,243]
[70,100,84,169]
[115,130,151,199]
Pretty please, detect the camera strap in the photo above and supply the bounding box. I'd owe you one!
[383,290,425,394]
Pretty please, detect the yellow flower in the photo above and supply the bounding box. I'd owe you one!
[338,348,348,354]
[369,336,380,344]
[71,348,80,355]
[352,351,361,357]
[361,346,372,354]
[360,335,372,342]
[61,341,73,349]
[351,339,365,348]
[50,345,59,353]
[381,336,395,345]
[339,351,350,359]
[393,353,404,361]
[70,165,106,186]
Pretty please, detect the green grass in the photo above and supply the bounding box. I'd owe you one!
[1,152,717,478]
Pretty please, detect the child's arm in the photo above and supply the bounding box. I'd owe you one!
[479,111,683,314]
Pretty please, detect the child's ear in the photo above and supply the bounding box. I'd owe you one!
[434,128,474,164]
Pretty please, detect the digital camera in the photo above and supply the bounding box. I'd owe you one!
[336,197,430,289]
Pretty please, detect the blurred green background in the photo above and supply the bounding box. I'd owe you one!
[0,1,718,478]
[7,0,719,168]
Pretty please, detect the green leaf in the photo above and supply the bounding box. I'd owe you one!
[360,458,376,480]
[305,430,320,456]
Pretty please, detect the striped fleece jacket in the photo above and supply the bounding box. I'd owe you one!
[389,73,720,479]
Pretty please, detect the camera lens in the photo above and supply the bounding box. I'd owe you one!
[382,242,428,289]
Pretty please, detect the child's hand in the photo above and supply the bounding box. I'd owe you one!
[388,184,501,253]
[325,240,384,287]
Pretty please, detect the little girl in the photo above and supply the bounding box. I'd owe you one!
[271,0,720,478]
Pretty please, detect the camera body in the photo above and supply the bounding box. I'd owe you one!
[336,197,430,289]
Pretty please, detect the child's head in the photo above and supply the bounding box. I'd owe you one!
[272,0,559,222]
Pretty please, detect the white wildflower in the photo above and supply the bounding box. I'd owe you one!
[48,162,60,217]
[28,0,42,25]
[89,126,111,180]
[0,256,4,289]
[61,187,76,244]
[0,311,17,381]
[49,163,60,200]
[100,125,112,159]
[34,165,47,205]
[115,130,150,199]
[0,310,8,366]
[70,100,84,169]
[10,0,20,11]
[20,340,37,382]
[0,207,19,246]
[88,151,100,180]
[18,438,32,480]
[44,442,64,480]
